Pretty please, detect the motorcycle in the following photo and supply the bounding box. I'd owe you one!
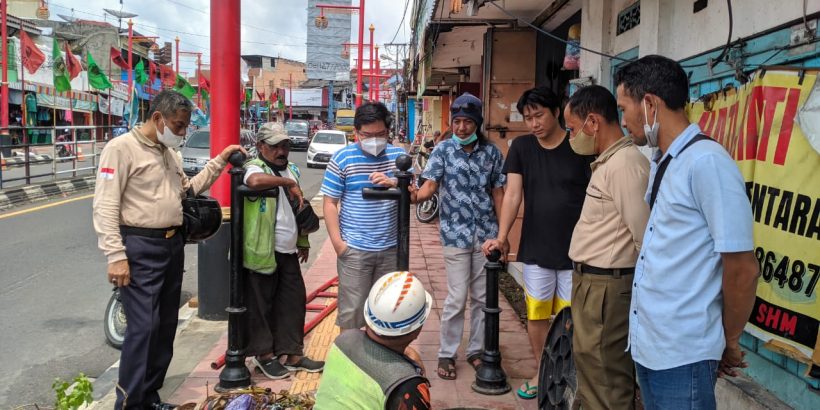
[412,143,439,223]
[104,287,126,349]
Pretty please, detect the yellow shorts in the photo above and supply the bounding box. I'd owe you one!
[523,264,572,320]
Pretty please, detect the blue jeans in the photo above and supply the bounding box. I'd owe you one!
[636,360,719,410]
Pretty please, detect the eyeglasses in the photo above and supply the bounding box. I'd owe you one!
[357,130,389,138]
[450,102,481,115]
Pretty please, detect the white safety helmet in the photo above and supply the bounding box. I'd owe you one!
[363,271,433,337]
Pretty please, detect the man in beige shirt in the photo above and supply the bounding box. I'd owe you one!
[564,85,650,410]
[93,90,243,410]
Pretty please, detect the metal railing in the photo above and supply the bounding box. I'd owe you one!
[0,125,119,190]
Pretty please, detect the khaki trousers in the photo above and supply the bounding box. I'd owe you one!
[571,271,636,410]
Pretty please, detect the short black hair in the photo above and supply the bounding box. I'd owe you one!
[149,90,194,118]
[516,86,561,115]
[614,54,689,110]
[567,85,620,124]
[354,102,392,130]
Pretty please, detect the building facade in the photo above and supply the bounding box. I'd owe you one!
[410,1,820,408]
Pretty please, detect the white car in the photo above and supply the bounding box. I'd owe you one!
[307,130,349,168]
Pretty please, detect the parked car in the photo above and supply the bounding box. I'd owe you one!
[306,130,348,168]
[285,120,310,151]
[181,128,255,176]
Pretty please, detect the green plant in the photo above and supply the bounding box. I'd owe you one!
[52,373,93,410]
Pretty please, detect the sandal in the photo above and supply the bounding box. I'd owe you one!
[466,353,483,371]
[517,381,538,400]
[437,358,456,380]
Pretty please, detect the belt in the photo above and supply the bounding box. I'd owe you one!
[573,262,634,276]
[120,225,180,239]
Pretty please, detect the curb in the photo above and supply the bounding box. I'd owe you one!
[88,304,199,407]
[0,175,96,210]
[1,153,53,169]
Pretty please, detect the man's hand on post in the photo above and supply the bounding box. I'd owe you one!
[369,172,397,188]
[108,259,130,287]
[482,238,509,260]
[718,342,748,377]
[298,248,310,263]
[218,144,248,162]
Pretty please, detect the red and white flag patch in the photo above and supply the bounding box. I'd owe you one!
[99,167,115,180]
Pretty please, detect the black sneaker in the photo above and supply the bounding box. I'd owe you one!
[252,357,290,380]
[284,357,325,373]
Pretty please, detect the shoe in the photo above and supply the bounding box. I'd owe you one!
[284,357,325,373]
[516,381,538,400]
[149,402,179,410]
[252,357,290,380]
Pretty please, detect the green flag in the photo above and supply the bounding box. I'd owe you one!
[200,88,210,101]
[87,52,112,90]
[174,74,196,99]
[135,60,148,85]
[52,38,71,92]
[244,88,253,106]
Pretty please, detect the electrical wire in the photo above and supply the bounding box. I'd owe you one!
[485,1,633,62]
[389,0,411,45]
[710,0,734,65]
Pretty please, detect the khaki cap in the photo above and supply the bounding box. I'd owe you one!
[257,122,289,145]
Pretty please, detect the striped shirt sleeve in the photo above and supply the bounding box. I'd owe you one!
[320,151,346,198]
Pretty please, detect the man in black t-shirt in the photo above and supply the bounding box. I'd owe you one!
[483,86,592,400]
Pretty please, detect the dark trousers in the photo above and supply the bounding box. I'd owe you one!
[116,233,184,410]
[244,252,306,357]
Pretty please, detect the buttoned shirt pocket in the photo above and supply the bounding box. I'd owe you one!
[582,184,608,223]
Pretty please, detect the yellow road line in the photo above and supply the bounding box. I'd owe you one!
[0,193,94,220]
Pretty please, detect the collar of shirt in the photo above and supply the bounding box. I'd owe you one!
[652,123,702,164]
[132,127,160,149]
[591,136,632,171]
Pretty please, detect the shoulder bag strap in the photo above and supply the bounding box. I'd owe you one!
[649,134,713,209]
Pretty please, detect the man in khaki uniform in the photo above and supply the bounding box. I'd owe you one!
[93,90,244,410]
[564,85,650,409]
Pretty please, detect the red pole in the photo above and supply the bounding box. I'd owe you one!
[127,19,133,97]
[288,72,293,120]
[355,0,365,107]
[209,0,240,206]
[368,24,374,102]
[374,45,380,103]
[175,36,180,77]
[1,0,8,135]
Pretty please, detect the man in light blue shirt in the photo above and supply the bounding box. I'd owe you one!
[615,55,760,409]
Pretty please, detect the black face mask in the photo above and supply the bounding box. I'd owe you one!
[260,154,287,172]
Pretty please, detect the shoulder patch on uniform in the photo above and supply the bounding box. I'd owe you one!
[99,167,115,180]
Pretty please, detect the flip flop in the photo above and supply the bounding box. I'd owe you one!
[466,353,483,371]
[437,358,456,380]
[517,381,538,400]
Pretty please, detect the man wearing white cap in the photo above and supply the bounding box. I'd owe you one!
[315,271,432,409]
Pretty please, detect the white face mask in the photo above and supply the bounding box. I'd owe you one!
[157,116,184,148]
[360,137,387,156]
[642,99,660,148]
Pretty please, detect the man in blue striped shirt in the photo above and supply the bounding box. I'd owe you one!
[321,102,406,330]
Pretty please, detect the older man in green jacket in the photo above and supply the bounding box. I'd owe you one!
[243,122,323,379]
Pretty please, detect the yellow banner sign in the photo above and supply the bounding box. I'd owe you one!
[687,69,820,364]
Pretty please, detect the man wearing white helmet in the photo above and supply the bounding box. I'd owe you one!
[315,271,432,410]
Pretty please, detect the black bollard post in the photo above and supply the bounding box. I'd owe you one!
[217,152,285,391]
[217,151,252,391]
[473,249,511,395]
[362,154,413,270]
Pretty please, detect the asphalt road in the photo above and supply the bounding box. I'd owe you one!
[0,151,327,408]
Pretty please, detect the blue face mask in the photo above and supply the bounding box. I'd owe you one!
[453,133,478,146]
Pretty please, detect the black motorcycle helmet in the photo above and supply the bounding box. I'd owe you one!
[181,190,223,243]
